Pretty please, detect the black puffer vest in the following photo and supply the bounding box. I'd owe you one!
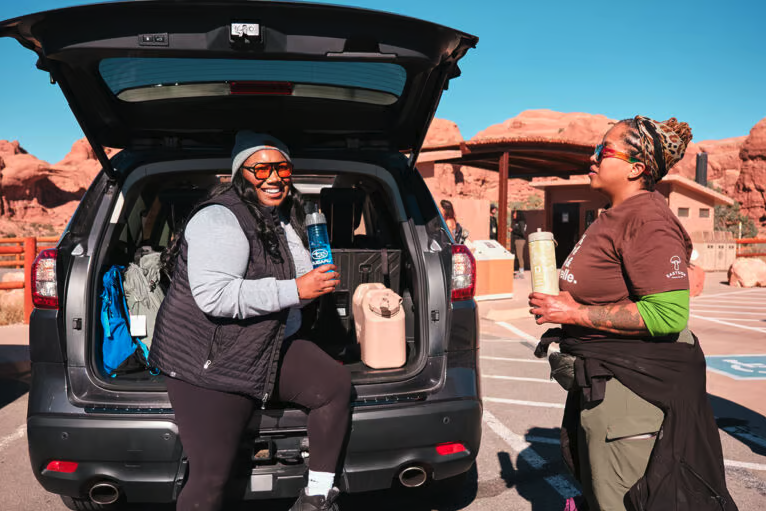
[150,189,295,404]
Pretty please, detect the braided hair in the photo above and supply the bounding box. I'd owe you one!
[616,117,693,191]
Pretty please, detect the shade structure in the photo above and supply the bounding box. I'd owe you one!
[424,137,595,248]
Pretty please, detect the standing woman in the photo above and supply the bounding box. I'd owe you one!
[150,131,351,511]
[440,199,465,243]
[510,210,527,278]
[530,117,736,510]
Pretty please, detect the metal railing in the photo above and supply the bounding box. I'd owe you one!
[736,238,766,258]
[0,236,59,324]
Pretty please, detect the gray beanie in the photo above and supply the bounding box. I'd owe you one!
[231,130,291,178]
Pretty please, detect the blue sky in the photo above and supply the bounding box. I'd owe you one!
[1,0,764,163]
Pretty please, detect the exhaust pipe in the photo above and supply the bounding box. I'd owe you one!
[398,466,428,488]
[89,481,120,505]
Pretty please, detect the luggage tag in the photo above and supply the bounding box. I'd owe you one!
[130,315,148,337]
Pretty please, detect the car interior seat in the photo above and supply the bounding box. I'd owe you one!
[319,187,369,248]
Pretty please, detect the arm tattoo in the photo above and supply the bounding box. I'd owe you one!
[576,302,648,336]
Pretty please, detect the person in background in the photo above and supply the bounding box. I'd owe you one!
[510,210,527,278]
[150,131,351,511]
[489,204,499,241]
[529,116,736,511]
[440,199,466,243]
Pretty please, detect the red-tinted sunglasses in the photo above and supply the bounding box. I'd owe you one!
[241,161,293,180]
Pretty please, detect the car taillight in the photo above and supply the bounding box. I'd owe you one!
[435,442,467,456]
[451,245,476,302]
[31,249,58,309]
[45,460,78,473]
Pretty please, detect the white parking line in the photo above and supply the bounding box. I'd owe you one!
[693,299,766,305]
[697,318,766,322]
[724,460,766,471]
[483,410,580,499]
[0,424,26,454]
[690,315,766,333]
[694,289,766,299]
[692,311,766,316]
[483,374,554,384]
[691,304,766,310]
[484,397,565,409]
[497,321,540,343]
[481,356,547,364]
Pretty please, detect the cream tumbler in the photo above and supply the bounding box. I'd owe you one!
[528,229,559,296]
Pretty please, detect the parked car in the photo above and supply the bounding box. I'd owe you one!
[0,1,481,508]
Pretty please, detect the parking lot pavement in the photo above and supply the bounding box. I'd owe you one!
[2,273,766,510]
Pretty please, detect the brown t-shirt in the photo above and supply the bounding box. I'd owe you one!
[559,191,692,339]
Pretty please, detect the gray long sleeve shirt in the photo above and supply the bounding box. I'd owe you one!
[184,205,313,338]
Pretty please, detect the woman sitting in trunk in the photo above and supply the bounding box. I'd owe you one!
[150,131,351,511]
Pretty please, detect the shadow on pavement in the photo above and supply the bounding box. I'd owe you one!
[710,394,766,457]
[495,426,575,511]
[0,345,30,410]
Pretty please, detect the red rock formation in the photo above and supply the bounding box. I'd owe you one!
[472,109,615,145]
[671,137,746,191]
[734,119,766,231]
[423,118,463,147]
[0,138,119,236]
[424,111,766,234]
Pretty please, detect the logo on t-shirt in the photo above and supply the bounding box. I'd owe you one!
[666,255,687,279]
[559,234,587,285]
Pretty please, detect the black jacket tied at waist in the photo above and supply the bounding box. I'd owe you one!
[536,328,737,511]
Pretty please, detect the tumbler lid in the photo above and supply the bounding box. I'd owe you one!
[528,229,555,243]
[305,211,327,227]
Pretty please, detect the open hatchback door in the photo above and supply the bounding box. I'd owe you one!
[0,0,478,178]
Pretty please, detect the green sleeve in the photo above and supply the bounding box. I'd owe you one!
[635,290,690,336]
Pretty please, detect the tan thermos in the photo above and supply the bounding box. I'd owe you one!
[528,229,559,296]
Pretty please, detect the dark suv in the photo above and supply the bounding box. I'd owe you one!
[0,2,481,508]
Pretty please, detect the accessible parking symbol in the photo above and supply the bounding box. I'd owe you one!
[706,355,766,380]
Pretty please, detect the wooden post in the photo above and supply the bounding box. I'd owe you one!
[498,151,509,250]
[24,237,36,324]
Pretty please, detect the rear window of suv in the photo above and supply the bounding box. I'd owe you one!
[99,58,407,105]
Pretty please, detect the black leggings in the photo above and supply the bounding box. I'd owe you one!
[166,339,352,511]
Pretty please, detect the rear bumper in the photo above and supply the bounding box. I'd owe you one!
[28,398,482,502]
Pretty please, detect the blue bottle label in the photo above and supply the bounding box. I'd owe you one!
[307,223,333,268]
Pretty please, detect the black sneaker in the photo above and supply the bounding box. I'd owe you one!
[289,487,340,511]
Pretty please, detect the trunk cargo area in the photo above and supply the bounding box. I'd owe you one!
[84,167,425,394]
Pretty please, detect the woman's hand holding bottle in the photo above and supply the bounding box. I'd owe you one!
[296,264,338,299]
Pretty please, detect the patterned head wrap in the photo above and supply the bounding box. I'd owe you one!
[633,116,692,181]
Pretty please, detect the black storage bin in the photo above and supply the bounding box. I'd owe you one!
[310,249,401,357]
[332,248,401,295]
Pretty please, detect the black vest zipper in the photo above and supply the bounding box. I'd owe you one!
[203,325,222,369]
[260,211,298,409]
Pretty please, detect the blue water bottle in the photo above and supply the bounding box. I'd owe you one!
[306,207,334,269]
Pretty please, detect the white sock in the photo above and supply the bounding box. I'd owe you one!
[306,470,335,497]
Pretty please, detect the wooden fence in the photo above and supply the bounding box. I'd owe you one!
[0,236,59,323]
